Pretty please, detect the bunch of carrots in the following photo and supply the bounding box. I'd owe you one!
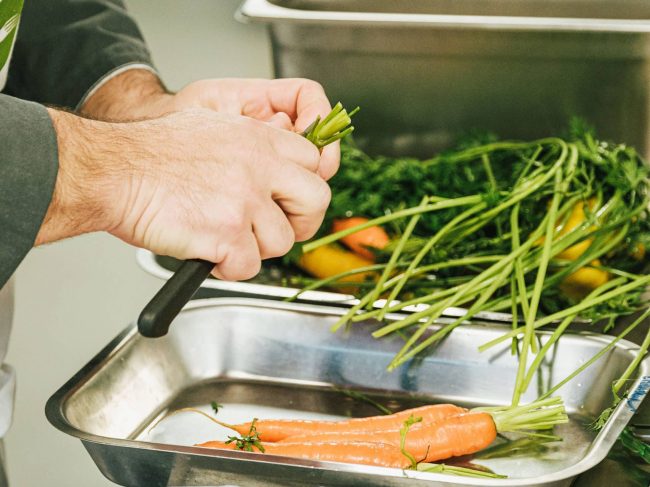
[189,397,567,472]
[289,122,650,425]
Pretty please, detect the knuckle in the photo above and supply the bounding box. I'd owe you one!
[306,145,322,169]
[217,253,262,282]
[293,217,320,242]
[275,229,296,257]
[238,258,262,281]
[259,220,295,259]
[301,78,325,93]
[312,181,332,213]
[219,205,249,235]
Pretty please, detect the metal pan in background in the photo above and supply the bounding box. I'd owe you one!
[47,298,650,486]
[238,0,650,159]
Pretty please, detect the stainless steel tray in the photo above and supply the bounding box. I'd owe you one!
[135,249,517,324]
[46,298,650,486]
[238,0,650,159]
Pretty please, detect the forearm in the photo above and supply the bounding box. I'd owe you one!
[79,68,174,121]
[35,109,133,244]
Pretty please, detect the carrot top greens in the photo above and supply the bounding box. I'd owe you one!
[302,102,359,149]
[293,120,650,417]
[225,418,265,453]
[399,414,423,468]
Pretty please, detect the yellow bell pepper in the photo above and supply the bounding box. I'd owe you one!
[298,244,376,288]
[539,198,610,298]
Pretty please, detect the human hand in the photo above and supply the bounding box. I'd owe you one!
[37,108,331,281]
[81,71,339,180]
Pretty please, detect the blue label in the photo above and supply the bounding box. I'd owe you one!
[626,376,650,413]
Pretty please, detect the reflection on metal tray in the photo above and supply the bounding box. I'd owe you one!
[136,249,520,324]
[47,298,650,486]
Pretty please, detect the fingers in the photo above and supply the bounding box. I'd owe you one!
[252,201,296,259]
[264,78,333,133]
[263,79,340,179]
[263,122,321,174]
[211,229,262,281]
[318,141,341,181]
[269,163,332,241]
[266,112,293,131]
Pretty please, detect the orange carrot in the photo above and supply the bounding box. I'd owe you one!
[418,412,497,462]
[218,403,467,442]
[332,217,390,261]
[192,398,567,468]
[195,439,412,469]
[277,412,496,463]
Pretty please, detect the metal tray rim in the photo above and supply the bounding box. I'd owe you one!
[45,298,650,486]
[135,249,519,324]
[238,0,650,33]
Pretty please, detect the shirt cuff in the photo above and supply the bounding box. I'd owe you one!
[76,62,158,111]
[0,95,58,287]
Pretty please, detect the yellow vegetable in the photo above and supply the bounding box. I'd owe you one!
[298,244,375,285]
[555,199,596,261]
[538,198,610,298]
[559,260,610,301]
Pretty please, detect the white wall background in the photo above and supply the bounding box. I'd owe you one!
[6,1,271,485]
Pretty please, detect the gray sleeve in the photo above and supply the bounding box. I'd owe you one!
[0,95,58,288]
[5,0,154,109]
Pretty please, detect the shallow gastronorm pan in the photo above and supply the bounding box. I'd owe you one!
[46,298,649,486]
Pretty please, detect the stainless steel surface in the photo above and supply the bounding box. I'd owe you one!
[136,249,520,324]
[47,298,650,486]
[239,0,650,158]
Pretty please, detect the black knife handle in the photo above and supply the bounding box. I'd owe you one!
[138,258,214,338]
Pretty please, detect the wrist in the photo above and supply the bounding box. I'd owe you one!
[80,68,174,121]
[35,109,132,244]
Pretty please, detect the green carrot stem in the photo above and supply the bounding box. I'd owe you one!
[538,307,650,400]
[149,407,236,434]
[512,145,575,406]
[369,192,579,326]
[373,206,553,339]
[521,276,627,391]
[416,463,507,479]
[443,168,557,249]
[350,255,505,321]
[482,153,499,197]
[310,102,342,138]
[387,261,514,370]
[510,204,531,329]
[304,195,484,253]
[332,256,500,331]
[369,196,429,313]
[321,126,355,146]
[331,292,376,333]
[380,202,488,319]
[479,275,650,353]
[303,102,358,148]
[286,263,389,302]
[487,397,568,433]
[612,316,650,395]
[530,273,650,328]
[510,274,519,355]
[371,275,498,338]
[421,137,567,166]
